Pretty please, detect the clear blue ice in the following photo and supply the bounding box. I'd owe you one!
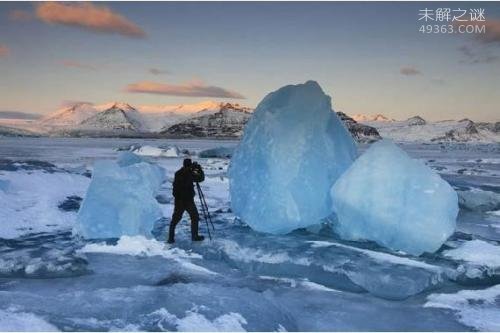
[229,81,357,234]
[331,140,458,255]
[76,152,165,239]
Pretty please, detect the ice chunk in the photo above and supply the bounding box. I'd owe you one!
[76,155,165,239]
[229,81,357,234]
[117,151,143,167]
[132,145,179,157]
[331,140,458,255]
[198,146,234,158]
[457,188,500,212]
[0,179,9,192]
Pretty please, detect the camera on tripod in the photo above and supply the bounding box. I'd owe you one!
[190,162,205,183]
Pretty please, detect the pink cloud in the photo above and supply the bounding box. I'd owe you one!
[8,9,32,22]
[0,44,10,58]
[36,2,145,38]
[60,60,97,70]
[479,19,500,44]
[126,81,245,99]
[454,19,500,44]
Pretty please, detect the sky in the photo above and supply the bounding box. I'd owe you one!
[0,1,499,121]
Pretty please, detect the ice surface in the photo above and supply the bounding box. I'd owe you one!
[2,138,500,331]
[331,140,458,255]
[76,155,165,239]
[229,81,357,234]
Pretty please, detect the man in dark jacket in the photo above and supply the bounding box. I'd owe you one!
[168,158,205,243]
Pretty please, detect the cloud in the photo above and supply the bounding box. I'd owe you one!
[458,44,500,64]
[431,77,446,85]
[59,100,93,108]
[35,2,145,38]
[400,66,421,76]
[8,9,32,22]
[60,60,97,70]
[480,19,500,44]
[149,68,170,75]
[125,81,245,99]
[0,44,9,58]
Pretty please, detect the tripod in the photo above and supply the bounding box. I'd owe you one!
[195,182,215,240]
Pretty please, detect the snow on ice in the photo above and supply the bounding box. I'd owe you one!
[76,153,165,239]
[0,171,89,239]
[425,285,500,331]
[331,140,458,255]
[229,81,357,234]
[0,308,59,332]
[444,239,500,268]
[132,145,180,158]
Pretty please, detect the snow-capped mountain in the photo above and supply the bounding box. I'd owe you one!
[336,112,381,143]
[40,102,98,128]
[352,113,394,122]
[12,101,500,143]
[160,103,252,138]
[80,103,144,131]
[137,100,223,132]
[364,116,500,143]
[38,101,230,135]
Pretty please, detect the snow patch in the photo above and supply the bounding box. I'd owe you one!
[218,240,310,265]
[0,171,90,239]
[149,308,247,332]
[307,241,442,272]
[132,145,180,158]
[425,285,500,331]
[0,308,59,331]
[80,236,216,275]
[444,240,500,268]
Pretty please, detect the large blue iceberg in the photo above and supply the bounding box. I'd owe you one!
[229,81,357,234]
[76,152,165,239]
[331,140,458,255]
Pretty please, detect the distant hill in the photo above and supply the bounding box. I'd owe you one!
[0,111,41,120]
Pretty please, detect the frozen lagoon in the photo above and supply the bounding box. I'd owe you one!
[1,137,500,331]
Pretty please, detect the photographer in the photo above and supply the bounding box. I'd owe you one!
[167,158,205,243]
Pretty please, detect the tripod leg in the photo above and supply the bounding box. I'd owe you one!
[196,183,212,240]
[199,187,215,231]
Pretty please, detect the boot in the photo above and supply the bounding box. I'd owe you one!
[191,219,204,241]
[192,235,205,242]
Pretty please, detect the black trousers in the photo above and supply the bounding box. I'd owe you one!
[168,198,200,241]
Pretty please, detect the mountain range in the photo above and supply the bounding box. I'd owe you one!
[0,101,498,143]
